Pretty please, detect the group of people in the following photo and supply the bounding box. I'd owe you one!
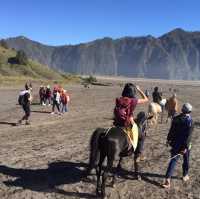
[17,83,70,125]
[39,85,70,114]
[50,84,70,115]
[39,85,52,106]
[113,83,193,189]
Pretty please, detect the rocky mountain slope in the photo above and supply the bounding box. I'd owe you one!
[5,28,200,80]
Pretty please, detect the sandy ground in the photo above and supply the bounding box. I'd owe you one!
[0,78,200,199]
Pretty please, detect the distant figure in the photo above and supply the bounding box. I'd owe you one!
[162,103,193,189]
[29,82,33,91]
[51,87,61,114]
[17,84,32,125]
[45,85,51,106]
[152,87,162,104]
[39,85,46,106]
[61,90,70,113]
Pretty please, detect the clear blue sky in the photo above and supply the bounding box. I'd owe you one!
[0,0,200,45]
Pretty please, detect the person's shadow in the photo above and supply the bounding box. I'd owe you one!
[0,121,17,126]
[0,161,96,198]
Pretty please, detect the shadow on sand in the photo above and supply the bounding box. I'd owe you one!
[0,121,17,126]
[0,161,181,197]
[31,110,52,114]
[0,161,96,198]
[114,167,180,188]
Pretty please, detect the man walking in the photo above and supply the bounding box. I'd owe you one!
[18,84,32,125]
[162,103,193,188]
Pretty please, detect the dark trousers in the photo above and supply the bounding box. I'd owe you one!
[166,149,190,178]
[45,97,51,105]
[22,104,30,120]
[52,101,60,112]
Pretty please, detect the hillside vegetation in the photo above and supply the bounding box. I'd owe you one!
[0,45,80,84]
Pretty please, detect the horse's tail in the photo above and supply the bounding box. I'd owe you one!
[86,128,105,175]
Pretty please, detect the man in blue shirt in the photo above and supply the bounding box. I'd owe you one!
[162,103,193,188]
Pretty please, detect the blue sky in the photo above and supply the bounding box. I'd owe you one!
[0,0,200,45]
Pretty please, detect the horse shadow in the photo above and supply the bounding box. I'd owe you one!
[0,121,17,126]
[0,161,96,198]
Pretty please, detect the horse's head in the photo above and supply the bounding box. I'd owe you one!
[135,111,153,134]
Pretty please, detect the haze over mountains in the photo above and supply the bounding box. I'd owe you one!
[4,28,200,80]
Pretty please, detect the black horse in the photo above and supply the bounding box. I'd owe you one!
[86,111,151,197]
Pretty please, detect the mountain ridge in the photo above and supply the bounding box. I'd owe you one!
[4,28,200,80]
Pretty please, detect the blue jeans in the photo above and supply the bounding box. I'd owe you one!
[62,104,68,113]
[166,149,190,178]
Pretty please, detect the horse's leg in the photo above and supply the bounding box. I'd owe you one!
[96,152,105,196]
[160,109,163,123]
[166,114,169,123]
[116,157,123,171]
[102,157,114,197]
[134,153,142,180]
[85,150,100,177]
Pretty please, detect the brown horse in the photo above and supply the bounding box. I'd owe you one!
[165,94,179,123]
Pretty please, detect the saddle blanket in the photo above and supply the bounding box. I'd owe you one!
[122,123,138,151]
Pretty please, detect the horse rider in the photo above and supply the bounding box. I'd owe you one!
[162,103,193,188]
[152,86,165,110]
[152,86,162,104]
[113,83,149,162]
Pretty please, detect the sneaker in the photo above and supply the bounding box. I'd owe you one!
[48,104,51,106]
[183,175,189,182]
[51,112,55,115]
[162,179,171,189]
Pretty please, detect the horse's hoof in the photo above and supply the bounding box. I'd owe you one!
[135,174,142,181]
[137,175,142,181]
[112,183,116,188]
[96,190,101,197]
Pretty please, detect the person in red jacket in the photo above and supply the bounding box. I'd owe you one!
[61,90,70,113]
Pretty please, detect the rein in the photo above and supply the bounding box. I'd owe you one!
[104,127,112,137]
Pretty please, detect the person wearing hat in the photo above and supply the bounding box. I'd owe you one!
[162,103,193,188]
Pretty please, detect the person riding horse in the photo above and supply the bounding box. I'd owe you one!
[113,83,149,161]
[152,87,162,105]
[86,83,149,197]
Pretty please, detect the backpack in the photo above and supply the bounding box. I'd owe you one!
[18,94,25,105]
[114,97,133,127]
[18,90,29,105]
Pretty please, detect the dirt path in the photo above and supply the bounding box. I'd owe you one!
[0,80,199,199]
